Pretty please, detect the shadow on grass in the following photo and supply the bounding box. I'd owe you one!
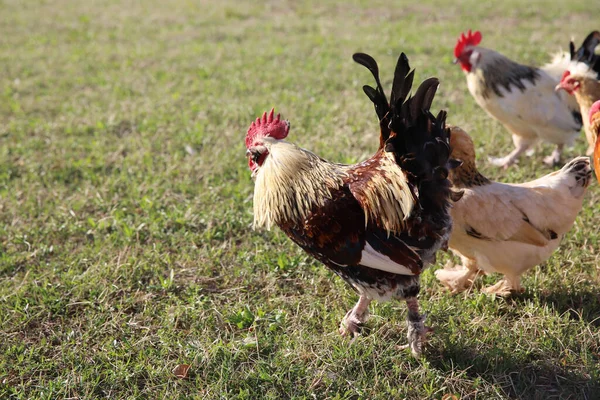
[526,287,600,327]
[428,340,600,399]
[422,287,600,398]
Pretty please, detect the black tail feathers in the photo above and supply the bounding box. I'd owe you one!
[353,51,461,212]
[352,52,449,163]
[353,51,452,176]
[352,52,393,147]
[570,31,600,79]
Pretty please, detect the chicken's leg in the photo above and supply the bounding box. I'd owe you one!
[543,144,564,167]
[488,137,532,169]
[399,297,432,357]
[435,259,479,294]
[339,295,371,337]
[482,275,524,296]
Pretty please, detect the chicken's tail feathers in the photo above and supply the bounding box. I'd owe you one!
[383,60,461,215]
[543,31,600,81]
[561,156,592,197]
[386,74,450,174]
[353,52,392,147]
[409,77,439,118]
[354,51,447,155]
[390,52,414,112]
[570,31,600,79]
[356,51,458,207]
[561,156,590,172]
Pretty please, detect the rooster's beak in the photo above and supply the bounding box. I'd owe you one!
[554,83,563,92]
[452,58,458,64]
[245,149,251,157]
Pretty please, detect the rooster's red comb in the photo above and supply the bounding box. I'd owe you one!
[589,100,600,124]
[454,30,482,58]
[245,108,290,147]
[560,70,571,83]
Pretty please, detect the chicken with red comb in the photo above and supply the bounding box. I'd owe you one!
[556,67,600,155]
[453,30,482,72]
[245,109,290,175]
[453,29,589,168]
[245,52,461,357]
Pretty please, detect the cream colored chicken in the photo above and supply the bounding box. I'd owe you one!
[556,66,600,155]
[435,127,592,296]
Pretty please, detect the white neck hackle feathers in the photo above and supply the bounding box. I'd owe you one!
[566,61,598,80]
[253,139,347,230]
[252,138,414,232]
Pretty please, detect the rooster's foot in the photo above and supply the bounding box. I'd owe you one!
[488,156,515,169]
[398,315,433,357]
[482,278,524,297]
[543,154,561,167]
[339,296,371,338]
[339,310,364,337]
[543,145,563,167]
[435,263,477,294]
[400,297,432,357]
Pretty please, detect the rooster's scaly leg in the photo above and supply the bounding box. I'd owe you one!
[483,275,523,296]
[435,259,479,293]
[339,295,371,337]
[399,297,432,357]
[543,144,564,167]
[489,136,532,169]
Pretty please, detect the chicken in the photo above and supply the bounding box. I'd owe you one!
[246,52,459,356]
[545,31,600,82]
[555,66,600,155]
[590,100,600,182]
[453,30,584,168]
[435,126,592,296]
[568,31,600,79]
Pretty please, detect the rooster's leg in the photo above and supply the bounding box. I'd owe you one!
[489,135,532,168]
[435,260,479,294]
[543,144,564,167]
[339,295,371,337]
[483,275,523,296]
[399,297,432,357]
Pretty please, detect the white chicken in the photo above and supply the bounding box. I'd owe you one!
[454,30,584,168]
[435,126,592,296]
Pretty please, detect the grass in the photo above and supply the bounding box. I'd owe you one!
[1,0,599,398]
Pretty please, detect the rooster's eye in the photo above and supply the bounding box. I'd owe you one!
[251,150,261,163]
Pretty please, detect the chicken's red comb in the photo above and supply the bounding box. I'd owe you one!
[560,70,571,83]
[245,108,289,148]
[454,30,482,58]
[589,100,600,124]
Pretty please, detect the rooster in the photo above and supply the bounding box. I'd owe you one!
[435,126,591,296]
[246,52,458,356]
[453,30,588,168]
[568,31,600,79]
[556,65,600,155]
[590,100,600,182]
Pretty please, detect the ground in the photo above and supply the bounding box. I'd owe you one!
[1,0,599,398]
